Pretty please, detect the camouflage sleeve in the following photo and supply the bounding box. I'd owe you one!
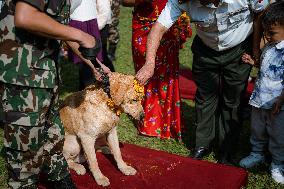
[17,0,46,11]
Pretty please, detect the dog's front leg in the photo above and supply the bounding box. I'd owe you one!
[78,133,110,186]
[107,127,137,175]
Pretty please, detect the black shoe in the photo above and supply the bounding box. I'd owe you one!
[47,174,77,189]
[191,147,209,160]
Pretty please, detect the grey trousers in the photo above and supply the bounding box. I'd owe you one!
[251,107,284,163]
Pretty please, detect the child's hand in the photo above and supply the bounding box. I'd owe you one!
[272,96,284,115]
[242,53,255,66]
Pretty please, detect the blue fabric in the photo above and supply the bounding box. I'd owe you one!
[249,40,284,109]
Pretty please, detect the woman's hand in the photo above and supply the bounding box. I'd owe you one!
[135,61,155,85]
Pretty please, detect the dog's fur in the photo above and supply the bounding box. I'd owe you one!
[59,72,144,186]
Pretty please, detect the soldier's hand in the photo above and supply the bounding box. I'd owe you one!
[78,33,97,48]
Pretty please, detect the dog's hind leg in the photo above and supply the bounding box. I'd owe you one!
[63,134,86,175]
[78,133,110,186]
[107,127,137,175]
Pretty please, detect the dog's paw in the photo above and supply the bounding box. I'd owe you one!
[120,165,137,175]
[74,164,86,175]
[95,175,110,186]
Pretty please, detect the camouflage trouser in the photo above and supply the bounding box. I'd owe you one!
[108,0,120,50]
[0,83,69,189]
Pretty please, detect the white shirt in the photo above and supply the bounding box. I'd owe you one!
[157,0,269,51]
[70,0,97,22]
[96,0,112,30]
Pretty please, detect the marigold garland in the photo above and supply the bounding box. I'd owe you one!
[133,79,144,99]
[173,11,192,48]
[107,99,122,116]
[106,79,144,116]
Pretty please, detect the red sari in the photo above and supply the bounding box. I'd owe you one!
[132,0,191,139]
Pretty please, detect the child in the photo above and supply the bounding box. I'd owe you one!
[239,1,284,185]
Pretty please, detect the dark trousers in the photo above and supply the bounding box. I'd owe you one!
[191,36,252,157]
[100,24,115,72]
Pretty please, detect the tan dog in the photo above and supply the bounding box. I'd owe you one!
[59,72,144,187]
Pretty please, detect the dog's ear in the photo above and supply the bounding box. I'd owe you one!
[109,73,130,106]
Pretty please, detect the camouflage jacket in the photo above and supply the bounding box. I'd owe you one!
[0,0,70,88]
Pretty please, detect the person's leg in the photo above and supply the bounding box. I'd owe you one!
[79,63,94,90]
[250,108,269,153]
[267,110,284,184]
[213,35,252,163]
[40,85,74,187]
[100,25,115,72]
[108,0,120,61]
[266,109,284,163]
[239,107,267,168]
[191,37,221,156]
[1,83,49,188]
[218,50,251,163]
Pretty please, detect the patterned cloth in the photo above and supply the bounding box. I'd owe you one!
[108,0,120,51]
[249,40,284,110]
[0,0,70,188]
[132,0,191,139]
[0,0,69,88]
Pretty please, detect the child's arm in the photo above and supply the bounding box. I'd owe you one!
[242,53,256,66]
[272,90,284,114]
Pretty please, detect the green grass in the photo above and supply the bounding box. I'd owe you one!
[0,6,284,189]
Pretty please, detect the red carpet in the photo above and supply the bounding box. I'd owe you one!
[41,143,248,189]
[179,68,255,100]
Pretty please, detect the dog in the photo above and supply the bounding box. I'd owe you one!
[59,72,144,186]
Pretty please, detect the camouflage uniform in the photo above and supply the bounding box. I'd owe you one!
[0,0,70,188]
[108,0,120,60]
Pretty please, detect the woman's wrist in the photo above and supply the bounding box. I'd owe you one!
[145,60,155,68]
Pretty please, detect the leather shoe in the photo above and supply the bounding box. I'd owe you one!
[191,147,209,160]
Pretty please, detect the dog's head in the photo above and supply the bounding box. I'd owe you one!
[108,72,144,120]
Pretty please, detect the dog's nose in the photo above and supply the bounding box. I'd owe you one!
[139,111,145,120]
